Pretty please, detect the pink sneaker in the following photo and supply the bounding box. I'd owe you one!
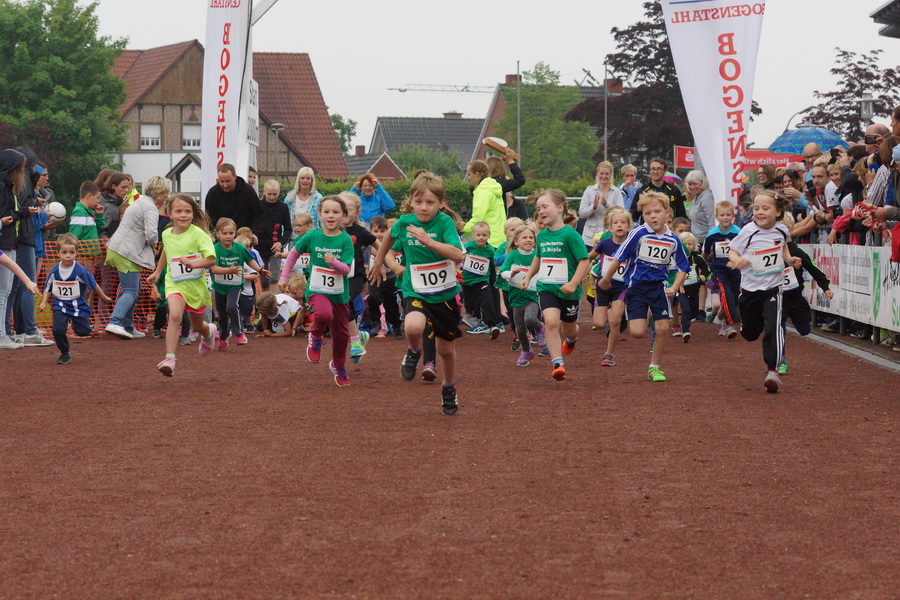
[329,360,350,387]
[307,334,323,363]
[157,357,176,377]
[217,338,229,352]
[235,333,248,345]
[199,324,217,357]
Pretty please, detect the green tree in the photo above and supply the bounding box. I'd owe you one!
[330,113,357,155]
[390,144,462,178]
[568,1,760,169]
[807,48,900,142]
[0,0,126,202]
[495,62,596,180]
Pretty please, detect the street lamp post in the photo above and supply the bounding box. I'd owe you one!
[270,122,285,184]
[783,106,816,132]
[603,57,609,163]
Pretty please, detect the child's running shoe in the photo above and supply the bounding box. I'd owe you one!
[672,325,682,337]
[179,336,192,345]
[718,324,727,336]
[647,366,667,382]
[199,324,217,357]
[400,348,422,380]
[647,367,666,381]
[697,309,707,322]
[157,357,176,377]
[56,352,72,365]
[489,325,501,340]
[307,334,324,363]
[562,339,576,355]
[350,331,369,363]
[600,353,616,367]
[152,329,162,339]
[461,315,480,328]
[535,326,546,348]
[682,331,691,343]
[725,325,737,339]
[466,323,489,335]
[777,362,788,376]
[235,333,248,345]
[441,385,458,416]
[516,350,535,367]
[538,347,550,357]
[764,371,781,393]
[422,360,437,381]
[496,324,506,334]
[510,338,520,352]
[329,360,350,387]
[551,363,567,381]
[393,326,405,340]
[217,338,229,351]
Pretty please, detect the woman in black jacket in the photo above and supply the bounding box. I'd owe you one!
[0,149,28,349]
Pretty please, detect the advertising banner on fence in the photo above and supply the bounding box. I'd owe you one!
[661,1,767,207]
[201,1,252,204]
[800,244,900,331]
[744,149,803,170]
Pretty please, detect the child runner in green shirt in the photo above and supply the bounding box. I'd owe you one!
[279,196,355,387]
[211,218,268,350]
[461,221,500,338]
[369,173,464,415]
[521,189,590,381]
[500,222,546,367]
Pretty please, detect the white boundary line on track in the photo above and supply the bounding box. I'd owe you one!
[788,327,900,374]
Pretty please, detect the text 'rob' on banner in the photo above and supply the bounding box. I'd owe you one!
[661,1,766,207]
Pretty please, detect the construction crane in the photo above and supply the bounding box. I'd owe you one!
[387,84,495,94]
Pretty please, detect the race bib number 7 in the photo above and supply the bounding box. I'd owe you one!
[170,254,202,283]
[538,258,568,284]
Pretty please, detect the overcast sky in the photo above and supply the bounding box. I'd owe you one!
[91,0,895,156]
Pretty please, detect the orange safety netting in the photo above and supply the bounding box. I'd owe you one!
[34,239,160,337]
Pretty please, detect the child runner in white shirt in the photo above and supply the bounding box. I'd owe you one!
[726,190,802,393]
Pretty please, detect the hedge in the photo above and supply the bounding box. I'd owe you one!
[290,175,601,221]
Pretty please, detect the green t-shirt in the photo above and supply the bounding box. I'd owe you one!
[501,248,539,306]
[211,241,254,294]
[294,228,355,305]
[461,240,495,285]
[494,241,510,291]
[535,225,589,301]
[162,224,216,309]
[391,212,462,304]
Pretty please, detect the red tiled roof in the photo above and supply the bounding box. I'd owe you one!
[254,53,348,179]
[111,41,201,116]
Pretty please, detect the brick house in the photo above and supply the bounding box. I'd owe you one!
[110,40,347,195]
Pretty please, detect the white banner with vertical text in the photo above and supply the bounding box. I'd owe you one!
[661,1,766,207]
[201,0,251,206]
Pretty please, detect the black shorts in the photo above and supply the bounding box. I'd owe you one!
[238,293,255,319]
[404,296,461,342]
[594,286,625,309]
[538,291,580,323]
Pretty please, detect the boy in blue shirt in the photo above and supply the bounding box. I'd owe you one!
[598,192,689,382]
[703,200,742,338]
[39,234,112,364]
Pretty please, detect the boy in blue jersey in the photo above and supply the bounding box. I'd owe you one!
[39,234,113,364]
[598,192,689,382]
[702,201,742,338]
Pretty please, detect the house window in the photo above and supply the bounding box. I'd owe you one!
[140,124,161,150]
[182,125,201,150]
